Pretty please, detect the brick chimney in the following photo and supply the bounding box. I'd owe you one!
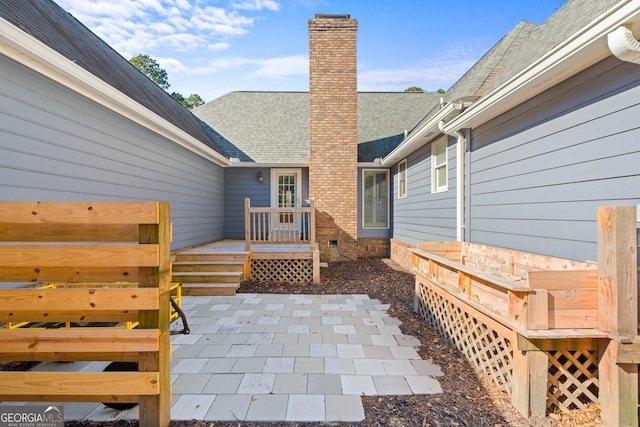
[308,14,358,262]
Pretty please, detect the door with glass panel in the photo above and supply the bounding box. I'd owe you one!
[270,169,301,240]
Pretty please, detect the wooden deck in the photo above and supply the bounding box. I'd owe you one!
[176,240,314,255]
[173,240,320,294]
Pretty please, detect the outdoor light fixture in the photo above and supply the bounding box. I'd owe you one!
[257,171,264,183]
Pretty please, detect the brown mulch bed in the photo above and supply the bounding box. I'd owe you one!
[5,258,603,426]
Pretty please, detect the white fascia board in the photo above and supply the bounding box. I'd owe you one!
[443,0,640,133]
[229,162,308,168]
[357,162,385,167]
[381,101,461,167]
[0,17,230,167]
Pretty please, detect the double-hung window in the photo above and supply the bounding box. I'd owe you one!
[398,159,407,199]
[362,170,389,229]
[431,139,448,193]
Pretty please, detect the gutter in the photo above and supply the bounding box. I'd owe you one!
[442,0,640,133]
[228,159,308,168]
[381,97,475,166]
[0,17,230,167]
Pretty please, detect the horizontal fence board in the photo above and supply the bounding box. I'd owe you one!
[0,267,138,283]
[0,351,140,362]
[0,202,159,225]
[0,224,139,242]
[0,310,140,323]
[548,309,598,329]
[1,394,140,403]
[465,243,596,272]
[0,245,158,267]
[416,241,462,262]
[0,288,159,311]
[0,372,159,396]
[527,270,598,290]
[0,329,159,355]
[548,289,598,310]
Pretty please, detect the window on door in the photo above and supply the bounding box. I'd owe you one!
[362,169,389,229]
[271,169,301,228]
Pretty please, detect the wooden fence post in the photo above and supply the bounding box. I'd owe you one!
[597,205,638,427]
[138,202,171,427]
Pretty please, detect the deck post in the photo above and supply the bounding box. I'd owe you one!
[244,198,251,251]
[597,205,638,427]
[511,347,548,418]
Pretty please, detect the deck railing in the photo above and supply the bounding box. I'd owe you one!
[244,198,315,250]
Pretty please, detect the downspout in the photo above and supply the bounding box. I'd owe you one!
[608,25,640,65]
[439,121,466,242]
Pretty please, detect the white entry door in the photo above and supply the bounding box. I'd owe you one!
[271,169,301,233]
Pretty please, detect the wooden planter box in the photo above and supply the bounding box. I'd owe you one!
[411,207,639,427]
[413,241,599,332]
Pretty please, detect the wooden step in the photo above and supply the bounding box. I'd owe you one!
[171,271,242,284]
[173,252,249,263]
[181,283,240,296]
[172,261,245,272]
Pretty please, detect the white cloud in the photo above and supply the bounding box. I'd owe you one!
[231,0,281,11]
[57,0,264,58]
[358,40,488,92]
[251,55,308,77]
[209,42,231,51]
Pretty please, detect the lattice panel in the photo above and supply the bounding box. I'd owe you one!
[546,350,599,411]
[415,277,602,414]
[415,279,513,395]
[251,259,313,284]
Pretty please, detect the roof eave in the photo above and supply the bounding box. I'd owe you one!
[0,17,230,167]
[443,0,640,133]
[228,160,309,168]
[380,99,471,166]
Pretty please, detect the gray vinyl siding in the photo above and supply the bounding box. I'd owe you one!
[468,56,640,262]
[0,55,224,250]
[392,137,457,245]
[358,167,392,238]
[223,167,309,239]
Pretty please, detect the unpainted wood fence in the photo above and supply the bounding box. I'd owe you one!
[0,202,171,427]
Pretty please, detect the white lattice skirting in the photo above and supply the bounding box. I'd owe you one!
[251,259,314,284]
[415,277,599,413]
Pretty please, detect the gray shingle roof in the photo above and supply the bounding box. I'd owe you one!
[193,91,441,163]
[477,0,623,97]
[1,0,225,157]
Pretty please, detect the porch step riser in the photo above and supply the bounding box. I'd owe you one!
[172,274,241,284]
[173,263,244,273]
[182,283,239,297]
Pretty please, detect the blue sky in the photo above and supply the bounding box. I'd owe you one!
[57,0,567,102]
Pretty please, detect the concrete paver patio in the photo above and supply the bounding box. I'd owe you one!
[1,293,444,423]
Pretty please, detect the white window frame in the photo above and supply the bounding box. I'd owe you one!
[362,169,390,229]
[398,159,407,199]
[431,138,448,193]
